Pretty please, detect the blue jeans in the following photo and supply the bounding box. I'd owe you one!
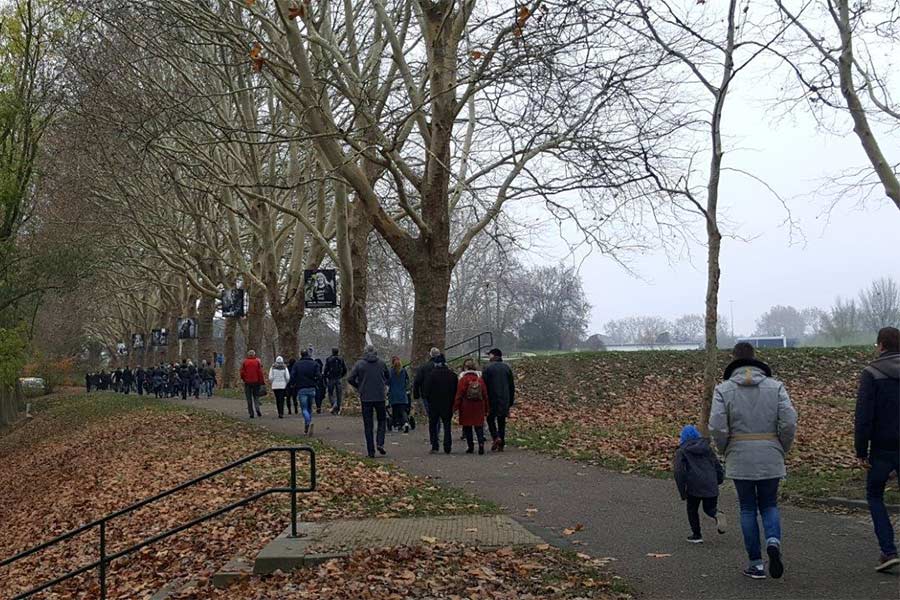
[867,449,899,557]
[298,388,315,426]
[734,478,782,566]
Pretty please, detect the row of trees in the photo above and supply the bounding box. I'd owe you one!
[1,1,897,421]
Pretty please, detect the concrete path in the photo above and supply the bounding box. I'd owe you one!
[174,395,900,599]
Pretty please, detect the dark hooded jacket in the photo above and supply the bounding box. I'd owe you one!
[673,437,724,500]
[413,355,443,400]
[290,357,321,390]
[348,351,390,403]
[482,359,515,417]
[855,351,900,457]
[423,361,458,417]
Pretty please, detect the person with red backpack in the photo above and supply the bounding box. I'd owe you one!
[454,358,490,455]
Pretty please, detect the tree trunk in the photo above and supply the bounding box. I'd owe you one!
[274,309,300,359]
[166,314,179,364]
[246,280,265,356]
[197,295,216,365]
[409,259,452,368]
[698,226,722,435]
[340,210,372,363]
[223,317,237,388]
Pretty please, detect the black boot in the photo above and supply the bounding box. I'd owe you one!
[478,443,485,455]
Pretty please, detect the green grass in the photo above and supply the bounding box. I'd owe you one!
[781,466,900,506]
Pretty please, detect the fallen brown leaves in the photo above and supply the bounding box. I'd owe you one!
[0,395,490,599]
[509,347,871,477]
[172,544,625,599]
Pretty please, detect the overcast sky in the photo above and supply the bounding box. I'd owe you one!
[528,70,899,337]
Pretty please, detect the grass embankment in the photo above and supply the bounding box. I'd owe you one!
[509,347,899,506]
[0,393,623,599]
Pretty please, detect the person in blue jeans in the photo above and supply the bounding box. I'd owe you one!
[855,326,900,573]
[290,350,321,436]
[710,342,797,580]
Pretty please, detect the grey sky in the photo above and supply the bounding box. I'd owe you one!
[533,76,899,337]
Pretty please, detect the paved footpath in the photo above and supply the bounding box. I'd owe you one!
[175,395,899,599]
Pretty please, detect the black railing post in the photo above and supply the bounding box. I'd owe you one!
[289,449,298,538]
[99,520,107,600]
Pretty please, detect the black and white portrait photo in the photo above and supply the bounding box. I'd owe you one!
[151,328,169,347]
[132,333,145,350]
[304,269,337,309]
[116,342,128,355]
[177,317,198,340]
[221,288,245,317]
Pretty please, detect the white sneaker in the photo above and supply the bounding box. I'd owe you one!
[715,511,727,534]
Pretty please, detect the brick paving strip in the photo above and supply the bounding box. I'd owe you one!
[172,395,900,600]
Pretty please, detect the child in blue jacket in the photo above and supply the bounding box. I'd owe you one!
[673,424,726,543]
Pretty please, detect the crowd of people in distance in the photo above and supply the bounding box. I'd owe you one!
[85,360,217,399]
[238,344,515,459]
[671,326,899,579]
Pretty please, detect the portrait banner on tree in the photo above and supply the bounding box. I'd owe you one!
[177,317,198,340]
[116,342,128,355]
[304,269,338,309]
[132,333,145,350]
[221,288,245,318]
[151,328,169,347]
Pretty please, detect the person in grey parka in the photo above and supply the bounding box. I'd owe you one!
[709,342,797,581]
[348,345,391,459]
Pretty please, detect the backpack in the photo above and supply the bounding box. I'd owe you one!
[465,378,482,402]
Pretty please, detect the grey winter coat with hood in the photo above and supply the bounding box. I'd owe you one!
[348,351,390,403]
[709,359,798,481]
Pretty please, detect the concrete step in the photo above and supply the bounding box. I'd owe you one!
[149,578,201,600]
[211,556,254,588]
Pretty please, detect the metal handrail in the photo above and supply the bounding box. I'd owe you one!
[1,446,316,599]
[444,331,494,364]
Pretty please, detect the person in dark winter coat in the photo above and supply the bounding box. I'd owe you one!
[454,359,490,455]
[388,356,411,432]
[324,348,348,414]
[122,367,133,394]
[314,357,326,413]
[674,425,726,544]
[85,372,92,393]
[135,367,145,396]
[423,357,458,454]
[482,348,515,452]
[855,326,900,573]
[290,350,321,435]
[348,345,391,458]
[285,358,298,415]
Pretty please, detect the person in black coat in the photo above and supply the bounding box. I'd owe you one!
[855,326,900,572]
[135,367,145,395]
[482,348,515,451]
[423,357,458,454]
[673,425,725,544]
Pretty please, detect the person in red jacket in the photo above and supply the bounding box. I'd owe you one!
[240,349,265,418]
[454,358,490,455]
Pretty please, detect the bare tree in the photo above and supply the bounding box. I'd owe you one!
[859,276,900,331]
[775,0,899,209]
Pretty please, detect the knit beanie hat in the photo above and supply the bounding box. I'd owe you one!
[679,424,702,446]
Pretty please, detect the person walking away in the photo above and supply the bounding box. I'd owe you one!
[454,359,490,455]
[424,356,458,454]
[290,350,320,434]
[348,345,391,458]
[199,361,213,397]
[483,348,515,452]
[674,424,726,543]
[188,360,200,399]
[709,342,797,580]
[855,326,900,573]
[269,356,292,418]
[122,367,133,394]
[240,350,265,418]
[285,358,298,415]
[112,368,122,393]
[414,348,443,432]
[85,372,92,393]
[314,356,327,413]
[135,366,145,396]
[388,356,411,433]
[324,348,347,414]
[178,359,191,400]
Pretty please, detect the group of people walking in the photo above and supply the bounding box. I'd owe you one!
[673,326,899,579]
[238,344,515,460]
[86,360,217,399]
[239,348,348,434]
